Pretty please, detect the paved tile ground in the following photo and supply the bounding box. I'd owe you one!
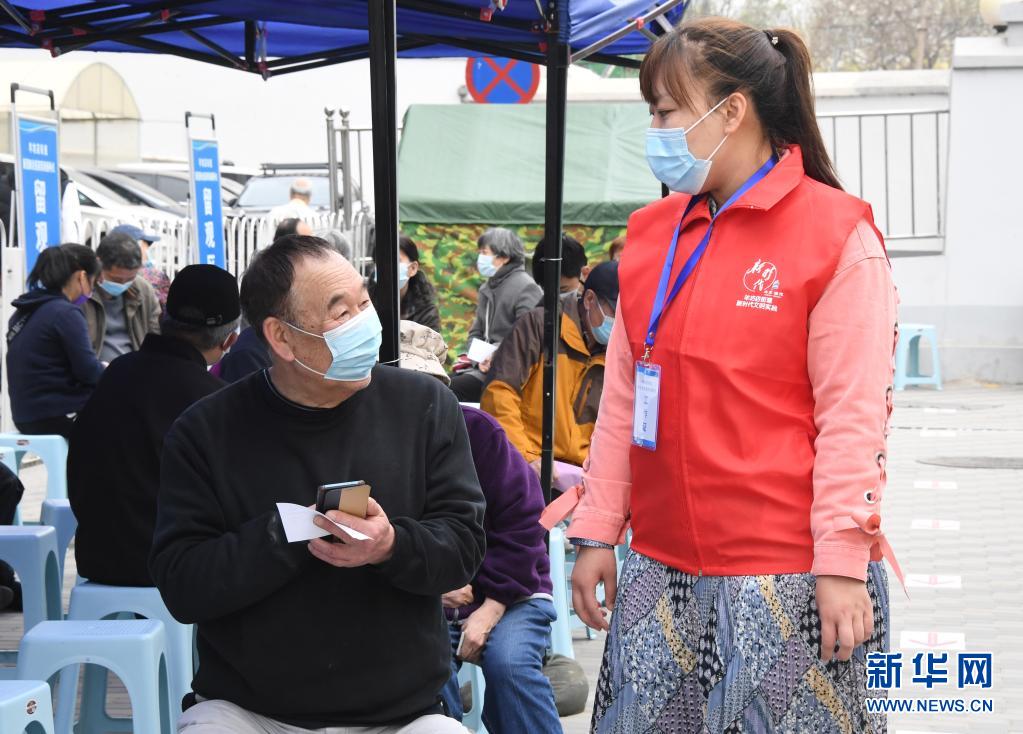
[2,380,1021,733]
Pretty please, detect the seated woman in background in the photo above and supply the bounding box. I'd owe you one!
[6,244,104,439]
[450,227,541,403]
[370,234,441,333]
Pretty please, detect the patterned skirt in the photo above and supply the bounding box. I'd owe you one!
[592,551,890,734]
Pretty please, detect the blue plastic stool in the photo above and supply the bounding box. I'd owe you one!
[547,526,575,659]
[457,662,488,733]
[895,323,942,390]
[0,680,54,733]
[58,582,192,731]
[0,527,62,676]
[39,501,76,581]
[0,435,68,501]
[17,620,174,734]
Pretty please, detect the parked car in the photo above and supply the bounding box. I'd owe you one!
[80,168,187,217]
[112,165,243,216]
[68,171,185,232]
[0,155,182,245]
[233,167,364,217]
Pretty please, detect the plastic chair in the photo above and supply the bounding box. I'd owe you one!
[17,619,174,734]
[457,662,488,733]
[57,582,193,729]
[0,680,55,733]
[0,527,63,675]
[39,501,76,580]
[0,446,17,473]
[894,323,942,390]
[0,435,68,501]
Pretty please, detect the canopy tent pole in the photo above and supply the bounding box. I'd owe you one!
[540,10,569,506]
[570,0,686,64]
[368,0,400,364]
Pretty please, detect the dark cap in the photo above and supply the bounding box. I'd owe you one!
[109,223,161,244]
[166,265,240,326]
[584,261,619,306]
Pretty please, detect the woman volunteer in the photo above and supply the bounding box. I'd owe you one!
[558,18,905,733]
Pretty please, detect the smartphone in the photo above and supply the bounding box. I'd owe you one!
[316,480,371,519]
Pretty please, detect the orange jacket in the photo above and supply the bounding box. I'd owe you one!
[482,293,605,466]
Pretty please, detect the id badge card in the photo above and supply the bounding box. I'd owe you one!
[632,361,661,450]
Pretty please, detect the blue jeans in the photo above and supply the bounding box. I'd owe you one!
[441,598,561,734]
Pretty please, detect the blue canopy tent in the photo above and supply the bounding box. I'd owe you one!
[0,0,687,499]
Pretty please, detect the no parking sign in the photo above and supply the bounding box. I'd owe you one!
[465,57,540,104]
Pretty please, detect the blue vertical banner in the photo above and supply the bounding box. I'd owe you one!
[14,116,61,274]
[189,138,225,268]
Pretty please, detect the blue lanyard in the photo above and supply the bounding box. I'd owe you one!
[642,155,778,358]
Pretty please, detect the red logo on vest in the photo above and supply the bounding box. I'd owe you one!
[737,260,784,313]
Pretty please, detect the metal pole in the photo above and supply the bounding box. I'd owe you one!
[325,108,340,217]
[540,19,569,505]
[368,0,400,365]
[340,109,354,231]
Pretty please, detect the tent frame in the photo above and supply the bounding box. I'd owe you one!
[0,0,686,503]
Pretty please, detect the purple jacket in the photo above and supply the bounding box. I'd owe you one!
[450,406,552,620]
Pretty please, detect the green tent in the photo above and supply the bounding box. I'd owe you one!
[398,103,658,226]
[398,102,656,357]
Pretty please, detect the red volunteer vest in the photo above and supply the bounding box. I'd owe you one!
[620,146,881,576]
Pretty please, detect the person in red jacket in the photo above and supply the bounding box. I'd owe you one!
[550,18,903,733]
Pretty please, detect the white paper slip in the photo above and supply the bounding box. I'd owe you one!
[467,338,498,363]
[276,502,372,543]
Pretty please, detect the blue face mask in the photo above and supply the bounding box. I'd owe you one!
[646,97,729,194]
[99,278,133,297]
[286,305,383,382]
[591,300,615,345]
[477,253,498,278]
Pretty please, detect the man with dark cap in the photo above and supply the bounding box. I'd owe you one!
[68,265,240,586]
[482,260,619,480]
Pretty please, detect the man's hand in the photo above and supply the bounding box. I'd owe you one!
[816,575,874,662]
[571,546,617,631]
[458,598,506,664]
[478,357,492,374]
[442,584,474,609]
[309,497,396,568]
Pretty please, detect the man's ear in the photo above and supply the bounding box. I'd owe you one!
[263,317,296,362]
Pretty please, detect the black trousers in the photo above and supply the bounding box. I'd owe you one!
[0,463,25,594]
[449,372,484,403]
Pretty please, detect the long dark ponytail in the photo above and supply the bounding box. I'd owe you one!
[639,18,842,190]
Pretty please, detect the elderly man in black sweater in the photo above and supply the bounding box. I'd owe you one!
[150,235,485,733]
